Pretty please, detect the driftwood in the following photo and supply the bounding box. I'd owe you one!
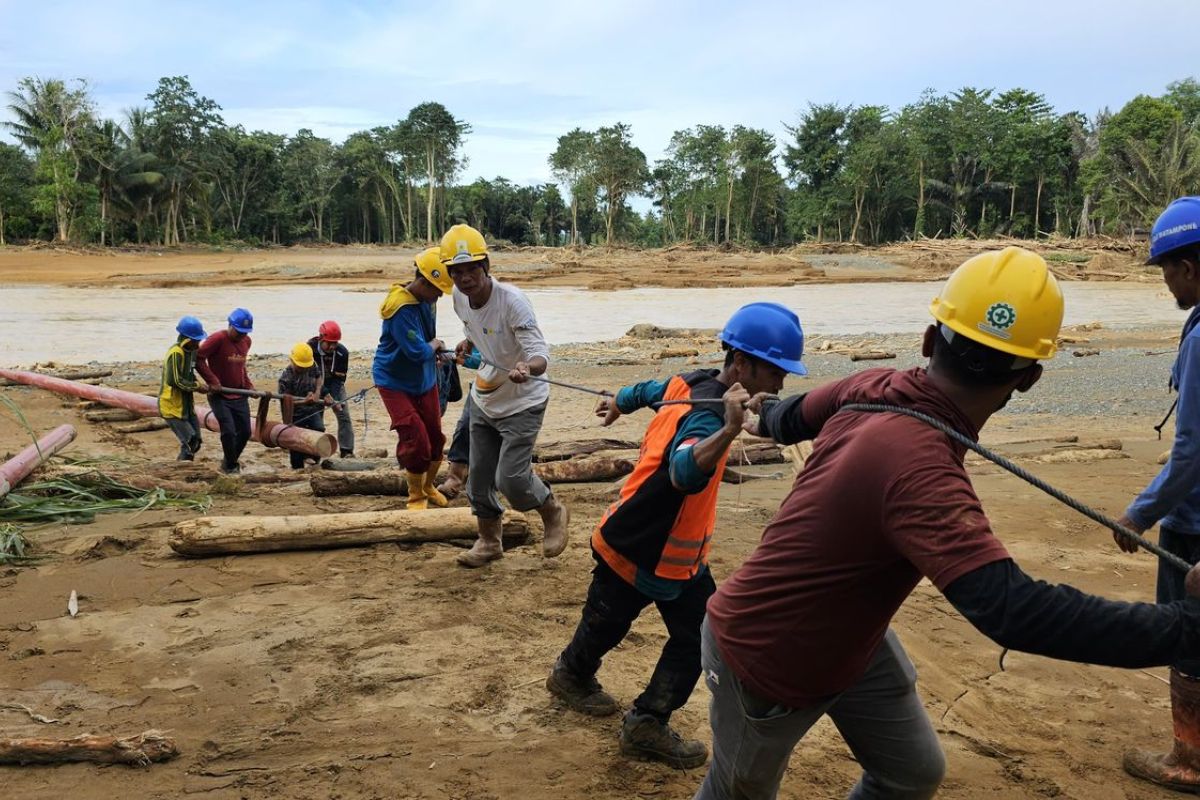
[849,351,897,361]
[38,467,202,497]
[535,456,634,483]
[534,438,640,463]
[0,730,178,766]
[721,467,784,484]
[310,456,634,497]
[1072,348,1101,357]
[728,440,785,465]
[654,348,700,360]
[170,507,532,557]
[1013,438,1122,458]
[112,418,170,434]
[83,408,141,423]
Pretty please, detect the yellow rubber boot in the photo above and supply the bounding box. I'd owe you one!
[404,470,428,511]
[423,458,449,508]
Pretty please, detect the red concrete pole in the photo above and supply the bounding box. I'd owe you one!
[0,424,76,500]
[0,369,335,459]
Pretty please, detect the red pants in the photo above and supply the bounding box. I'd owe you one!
[379,386,446,473]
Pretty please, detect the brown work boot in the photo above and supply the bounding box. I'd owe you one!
[1124,669,1200,792]
[423,458,449,508]
[457,516,504,568]
[538,492,571,558]
[403,470,427,511]
[437,461,468,500]
[546,657,619,716]
[619,710,708,770]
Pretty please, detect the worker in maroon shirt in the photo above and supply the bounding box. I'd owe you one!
[196,307,255,474]
[695,248,1200,800]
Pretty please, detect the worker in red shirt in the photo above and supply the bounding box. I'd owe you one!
[196,307,254,474]
[695,248,1200,800]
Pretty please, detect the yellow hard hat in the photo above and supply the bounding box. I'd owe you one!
[439,223,488,267]
[415,247,453,294]
[929,247,1064,361]
[290,341,315,368]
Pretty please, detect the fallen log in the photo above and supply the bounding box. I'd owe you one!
[1014,438,1123,458]
[37,467,203,497]
[310,456,634,497]
[534,438,640,463]
[721,467,784,484]
[170,507,531,557]
[535,456,634,483]
[0,369,334,459]
[849,351,897,361]
[728,441,785,465]
[84,408,140,423]
[112,418,170,434]
[0,425,76,501]
[0,730,178,766]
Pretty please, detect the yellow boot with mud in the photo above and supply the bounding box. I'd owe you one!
[457,516,504,568]
[404,471,428,511]
[1124,669,1200,792]
[423,458,449,508]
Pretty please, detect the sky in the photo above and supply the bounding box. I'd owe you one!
[0,0,1192,190]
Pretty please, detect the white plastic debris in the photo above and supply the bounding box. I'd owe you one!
[67,590,78,617]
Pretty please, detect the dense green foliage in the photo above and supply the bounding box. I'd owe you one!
[1,75,1197,247]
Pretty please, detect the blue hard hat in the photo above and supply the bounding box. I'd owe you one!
[228,307,254,333]
[1148,197,1200,265]
[719,302,807,375]
[176,315,207,341]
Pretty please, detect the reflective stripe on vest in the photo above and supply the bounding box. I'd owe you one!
[592,374,729,583]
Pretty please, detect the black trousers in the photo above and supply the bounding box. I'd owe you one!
[208,394,252,469]
[560,558,715,723]
[1160,528,1200,676]
[447,394,472,465]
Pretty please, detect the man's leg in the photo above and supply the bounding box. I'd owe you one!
[412,385,448,506]
[164,418,195,461]
[328,383,355,456]
[622,571,716,769]
[829,630,946,800]
[185,410,202,455]
[229,396,252,466]
[694,618,822,799]
[491,403,568,557]
[439,395,472,499]
[207,395,240,471]
[459,406,505,567]
[378,388,433,508]
[549,560,649,716]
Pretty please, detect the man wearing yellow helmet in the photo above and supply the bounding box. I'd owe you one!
[693,248,1200,800]
[278,341,325,470]
[373,248,455,508]
[441,223,570,568]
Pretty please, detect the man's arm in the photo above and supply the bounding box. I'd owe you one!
[195,336,219,387]
[944,559,1200,668]
[1126,336,1200,530]
[669,384,750,492]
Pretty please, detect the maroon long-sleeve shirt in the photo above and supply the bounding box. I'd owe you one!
[196,330,253,400]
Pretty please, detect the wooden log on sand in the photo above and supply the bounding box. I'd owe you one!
[112,418,170,434]
[535,456,634,483]
[0,730,178,766]
[37,467,203,497]
[170,507,531,557]
[728,440,785,465]
[84,408,140,423]
[849,351,897,362]
[534,438,640,462]
[0,425,76,501]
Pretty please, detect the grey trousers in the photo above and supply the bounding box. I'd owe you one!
[467,401,550,519]
[165,413,201,460]
[694,619,945,800]
[325,382,355,454]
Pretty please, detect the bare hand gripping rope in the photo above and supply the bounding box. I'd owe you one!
[841,403,1193,573]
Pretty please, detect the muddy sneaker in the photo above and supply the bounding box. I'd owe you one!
[619,710,708,769]
[546,658,618,716]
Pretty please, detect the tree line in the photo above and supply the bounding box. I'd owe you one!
[1,74,1197,248]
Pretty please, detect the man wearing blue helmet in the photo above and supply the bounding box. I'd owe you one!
[545,302,805,769]
[1116,197,1200,792]
[158,315,209,461]
[197,307,255,474]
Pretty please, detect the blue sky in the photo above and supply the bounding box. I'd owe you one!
[0,0,1191,187]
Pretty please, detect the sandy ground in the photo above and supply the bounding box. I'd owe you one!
[0,239,1158,290]
[0,322,1193,800]
[0,242,1186,799]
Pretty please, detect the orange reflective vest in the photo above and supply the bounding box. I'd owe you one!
[591,371,729,585]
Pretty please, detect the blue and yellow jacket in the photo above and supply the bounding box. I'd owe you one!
[372,284,437,395]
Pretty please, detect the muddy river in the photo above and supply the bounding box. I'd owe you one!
[0,282,1186,364]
